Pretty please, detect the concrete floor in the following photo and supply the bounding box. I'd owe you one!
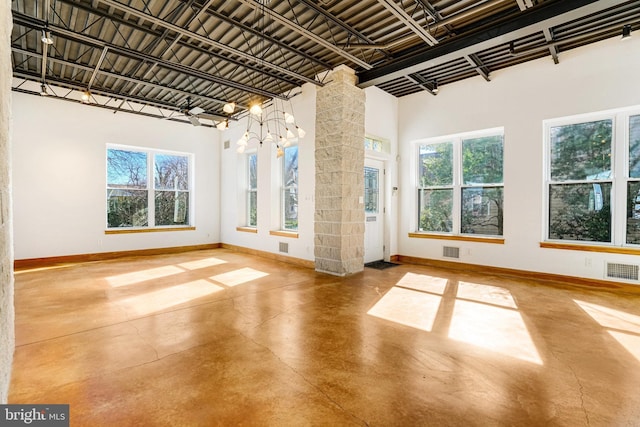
[9,248,640,426]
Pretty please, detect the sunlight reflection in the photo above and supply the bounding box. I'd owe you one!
[368,287,442,331]
[608,331,640,363]
[574,300,640,332]
[457,281,517,309]
[119,279,224,316]
[574,299,640,363]
[448,298,543,365]
[178,257,227,270]
[396,272,448,294]
[106,265,185,287]
[368,274,542,365]
[210,267,269,287]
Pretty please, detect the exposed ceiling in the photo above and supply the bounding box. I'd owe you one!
[10,0,640,125]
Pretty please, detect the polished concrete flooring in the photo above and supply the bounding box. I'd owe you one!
[9,248,640,426]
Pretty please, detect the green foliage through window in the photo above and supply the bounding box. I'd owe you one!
[107,147,191,228]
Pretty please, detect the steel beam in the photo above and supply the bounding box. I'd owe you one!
[358,0,628,88]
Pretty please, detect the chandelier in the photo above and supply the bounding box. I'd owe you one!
[235,96,305,158]
[216,0,305,158]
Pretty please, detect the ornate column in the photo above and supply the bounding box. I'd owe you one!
[314,66,365,276]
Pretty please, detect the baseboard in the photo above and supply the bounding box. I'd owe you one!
[397,255,640,294]
[390,254,400,263]
[14,243,221,270]
[221,243,315,269]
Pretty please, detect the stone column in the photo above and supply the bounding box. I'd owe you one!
[314,66,365,276]
[0,0,14,403]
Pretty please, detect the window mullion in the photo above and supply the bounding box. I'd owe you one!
[452,137,462,235]
[147,153,154,227]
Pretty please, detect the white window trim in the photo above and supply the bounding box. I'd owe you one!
[412,127,504,237]
[280,144,298,232]
[106,144,194,230]
[246,151,258,228]
[542,106,640,247]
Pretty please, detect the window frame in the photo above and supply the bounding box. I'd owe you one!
[106,144,194,231]
[543,107,640,247]
[280,144,298,231]
[247,151,258,228]
[414,128,504,238]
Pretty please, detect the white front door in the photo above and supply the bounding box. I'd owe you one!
[364,158,385,263]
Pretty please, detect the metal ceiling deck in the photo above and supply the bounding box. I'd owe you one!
[10,0,640,124]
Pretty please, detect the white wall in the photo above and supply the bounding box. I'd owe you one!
[11,92,220,259]
[398,35,640,281]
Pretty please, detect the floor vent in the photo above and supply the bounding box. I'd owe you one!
[279,242,289,254]
[443,246,460,259]
[606,262,639,281]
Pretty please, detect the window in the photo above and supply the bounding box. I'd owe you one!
[545,108,640,246]
[247,152,258,228]
[417,129,504,237]
[281,145,298,230]
[364,166,379,213]
[107,146,192,229]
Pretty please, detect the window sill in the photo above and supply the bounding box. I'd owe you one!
[540,241,640,255]
[269,230,299,239]
[408,232,505,244]
[236,226,258,234]
[105,226,195,235]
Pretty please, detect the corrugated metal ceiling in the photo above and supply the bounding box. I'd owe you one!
[10,0,640,125]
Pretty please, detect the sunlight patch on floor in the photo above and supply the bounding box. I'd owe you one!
[210,267,269,287]
[396,272,448,294]
[118,279,224,316]
[368,273,542,365]
[178,257,227,270]
[574,299,640,363]
[448,298,542,365]
[106,265,185,287]
[368,286,442,332]
[457,281,517,309]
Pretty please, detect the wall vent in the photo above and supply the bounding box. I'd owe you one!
[443,246,460,259]
[223,140,230,150]
[279,242,289,254]
[606,262,639,281]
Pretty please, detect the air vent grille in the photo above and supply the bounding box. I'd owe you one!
[443,246,460,259]
[224,140,230,149]
[606,262,639,281]
[279,242,289,254]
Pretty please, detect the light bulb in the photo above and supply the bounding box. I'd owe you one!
[297,126,306,138]
[249,103,262,116]
[237,145,246,153]
[216,120,228,130]
[265,132,273,142]
[286,128,295,139]
[237,138,247,147]
[81,90,91,103]
[284,112,295,123]
[277,147,284,158]
[223,102,236,114]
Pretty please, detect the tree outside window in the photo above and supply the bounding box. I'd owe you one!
[282,145,298,230]
[248,153,258,227]
[546,110,640,246]
[418,131,503,236]
[547,119,612,242]
[107,146,192,229]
